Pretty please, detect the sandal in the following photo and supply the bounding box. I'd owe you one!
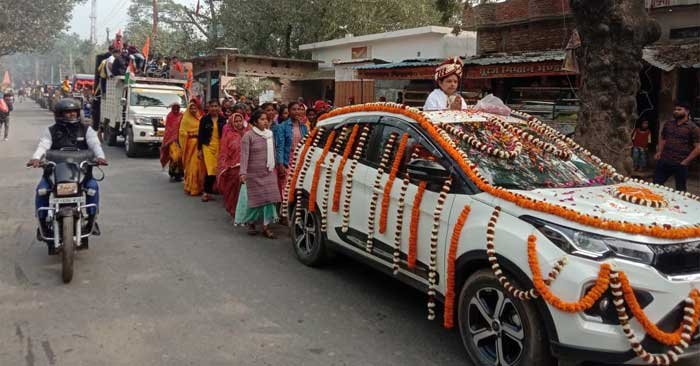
[262,228,275,239]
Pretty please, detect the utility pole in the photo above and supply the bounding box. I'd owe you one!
[89,0,97,45]
[34,58,39,82]
[106,28,110,45]
[69,51,74,77]
[152,0,158,52]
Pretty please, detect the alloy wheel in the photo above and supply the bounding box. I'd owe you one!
[293,208,318,257]
[466,287,525,366]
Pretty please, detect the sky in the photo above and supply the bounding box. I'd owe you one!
[69,0,198,40]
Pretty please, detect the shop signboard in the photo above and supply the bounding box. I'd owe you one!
[464,60,576,79]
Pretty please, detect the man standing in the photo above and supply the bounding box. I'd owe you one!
[0,92,13,141]
[653,101,700,192]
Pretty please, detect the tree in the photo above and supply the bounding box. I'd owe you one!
[0,0,84,57]
[570,0,660,173]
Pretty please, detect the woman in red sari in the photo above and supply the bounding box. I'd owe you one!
[216,113,249,220]
[159,103,184,181]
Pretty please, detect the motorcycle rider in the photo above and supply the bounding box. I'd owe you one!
[27,98,108,254]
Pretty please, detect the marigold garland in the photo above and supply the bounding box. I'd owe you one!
[320,127,350,232]
[618,271,700,346]
[287,127,320,204]
[293,127,325,223]
[341,125,371,232]
[367,133,398,253]
[428,177,452,321]
[379,133,410,234]
[332,124,361,212]
[282,139,308,218]
[392,172,411,275]
[442,121,523,160]
[444,204,471,329]
[626,177,700,202]
[610,271,700,365]
[614,185,669,208]
[318,103,700,239]
[407,181,428,269]
[497,118,572,160]
[309,130,337,213]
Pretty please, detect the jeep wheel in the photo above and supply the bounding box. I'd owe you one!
[290,202,329,267]
[458,269,552,366]
[125,127,145,158]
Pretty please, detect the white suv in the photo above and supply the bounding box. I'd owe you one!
[285,104,700,366]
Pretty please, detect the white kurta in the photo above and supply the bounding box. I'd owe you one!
[423,89,468,111]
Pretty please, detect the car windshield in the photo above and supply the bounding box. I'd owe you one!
[442,119,612,190]
[130,88,185,108]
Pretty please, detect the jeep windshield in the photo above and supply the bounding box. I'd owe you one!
[130,88,185,108]
[445,121,612,191]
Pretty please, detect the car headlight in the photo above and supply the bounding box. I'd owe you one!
[133,117,150,126]
[521,216,655,264]
[56,182,79,196]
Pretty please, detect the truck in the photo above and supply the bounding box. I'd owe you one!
[101,76,187,157]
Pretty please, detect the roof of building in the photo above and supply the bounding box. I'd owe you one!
[291,69,336,81]
[188,53,321,64]
[355,58,445,70]
[643,41,700,71]
[299,26,459,51]
[463,50,566,65]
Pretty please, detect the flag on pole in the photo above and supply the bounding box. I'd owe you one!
[142,36,151,60]
[125,59,137,84]
[184,68,193,93]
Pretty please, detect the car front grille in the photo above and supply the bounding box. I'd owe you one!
[649,240,700,276]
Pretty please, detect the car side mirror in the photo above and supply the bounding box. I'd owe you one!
[120,98,127,106]
[407,159,451,183]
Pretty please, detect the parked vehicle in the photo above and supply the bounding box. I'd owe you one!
[286,104,700,365]
[32,149,106,283]
[100,76,187,157]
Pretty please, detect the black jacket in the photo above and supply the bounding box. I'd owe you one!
[197,114,225,149]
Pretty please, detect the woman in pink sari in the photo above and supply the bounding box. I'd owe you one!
[216,113,249,219]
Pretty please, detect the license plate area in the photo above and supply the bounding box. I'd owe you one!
[50,196,85,205]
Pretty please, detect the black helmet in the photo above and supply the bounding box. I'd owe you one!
[54,98,81,124]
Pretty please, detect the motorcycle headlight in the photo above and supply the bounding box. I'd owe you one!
[522,216,655,265]
[56,182,79,196]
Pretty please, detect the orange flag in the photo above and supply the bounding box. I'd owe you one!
[1,71,11,86]
[184,68,193,92]
[142,36,151,60]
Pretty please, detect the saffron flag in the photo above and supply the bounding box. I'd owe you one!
[142,36,151,60]
[125,59,137,84]
[184,68,193,93]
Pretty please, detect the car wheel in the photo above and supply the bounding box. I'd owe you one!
[458,269,552,366]
[125,127,143,158]
[290,202,329,267]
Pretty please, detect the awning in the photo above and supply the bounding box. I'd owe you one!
[355,58,444,80]
[463,50,575,79]
[642,42,700,72]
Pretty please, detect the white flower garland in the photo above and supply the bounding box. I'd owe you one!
[613,185,669,208]
[341,125,371,233]
[497,119,572,160]
[625,178,700,202]
[441,121,523,159]
[610,271,697,365]
[320,127,350,232]
[428,177,452,320]
[295,127,325,224]
[282,139,307,218]
[392,150,417,275]
[366,132,398,253]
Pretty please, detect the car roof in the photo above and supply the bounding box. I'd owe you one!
[317,107,525,127]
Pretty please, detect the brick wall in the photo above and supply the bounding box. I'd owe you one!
[464,0,571,28]
[478,19,574,54]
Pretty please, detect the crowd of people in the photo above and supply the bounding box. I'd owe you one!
[159,97,332,238]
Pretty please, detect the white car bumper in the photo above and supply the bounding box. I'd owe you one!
[131,124,164,144]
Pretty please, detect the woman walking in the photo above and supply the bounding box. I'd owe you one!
[216,113,249,219]
[197,100,225,202]
[160,103,184,182]
[275,102,308,191]
[235,110,280,238]
[179,99,206,196]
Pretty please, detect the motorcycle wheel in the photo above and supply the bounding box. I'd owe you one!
[61,216,75,283]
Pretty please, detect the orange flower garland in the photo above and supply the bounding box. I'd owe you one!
[428,177,452,321]
[287,127,320,204]
[367,133,398,253]
[407,181,427,269]
[332,124,360,212]
[379,133,410,234]
[282,139,309,218]
[294,127,325,223]
[614,185,668,208]
[308,130,337,212]
[444,204,471,329]
[618,272,700,346]
[528,235,611,313]
[320,127,350,232]
[442,121,523,160]
[318,103,700,240]
[342,125,371,232]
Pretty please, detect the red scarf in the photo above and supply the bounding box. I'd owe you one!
[159,110,183,167]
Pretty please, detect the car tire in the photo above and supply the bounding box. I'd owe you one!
[125,127,144,158]
[458,269,552,366]
[290,200,330,267]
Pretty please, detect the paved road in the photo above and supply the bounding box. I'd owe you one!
[0,102,465,365]
[1,102,696,366]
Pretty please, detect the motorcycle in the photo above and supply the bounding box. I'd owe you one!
[31,148,106,283]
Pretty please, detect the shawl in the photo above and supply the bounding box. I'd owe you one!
[217,123,250,178]
[159,110,183,167]
[252,126,275,172]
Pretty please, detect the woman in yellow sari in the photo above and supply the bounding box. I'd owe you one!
[179,99,205,196]
[197,100,224,202]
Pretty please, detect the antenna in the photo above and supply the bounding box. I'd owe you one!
[89,0,97,44]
